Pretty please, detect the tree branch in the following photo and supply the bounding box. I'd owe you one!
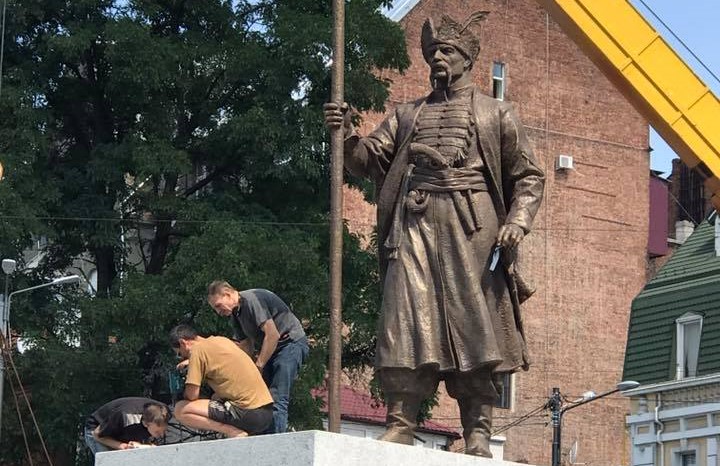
[181,168,222,198]
[137,227,149,270]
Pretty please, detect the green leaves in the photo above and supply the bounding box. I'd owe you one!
[0,0,409,462]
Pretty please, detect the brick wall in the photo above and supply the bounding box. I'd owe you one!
[344,1,650,464]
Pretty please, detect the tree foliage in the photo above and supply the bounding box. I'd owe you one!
[0,0,408,463]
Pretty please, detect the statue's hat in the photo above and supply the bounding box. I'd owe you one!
[421,11,489,64]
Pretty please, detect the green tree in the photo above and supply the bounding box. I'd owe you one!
[0,0,408,463]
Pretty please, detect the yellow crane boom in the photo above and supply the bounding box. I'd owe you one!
[536,0,720,209]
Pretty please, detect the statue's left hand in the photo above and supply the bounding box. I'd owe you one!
[323,102,352,138]
[496,224,524,248]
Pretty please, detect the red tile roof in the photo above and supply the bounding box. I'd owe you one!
[312,386,460,439]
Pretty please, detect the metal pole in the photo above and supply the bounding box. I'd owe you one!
[0,272,10,441]
[548,384,632,466]
[0,297,5,442]
[327,0,345,434]
[550,387,562,466]
[2,273,9,337]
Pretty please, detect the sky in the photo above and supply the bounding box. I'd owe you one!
[628,0,720,177]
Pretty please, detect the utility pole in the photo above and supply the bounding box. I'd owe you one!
[327,0,345,434]
[548,381,639,466]
[549,387,563,466]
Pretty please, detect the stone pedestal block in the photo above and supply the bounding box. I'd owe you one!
[95,430,534,466]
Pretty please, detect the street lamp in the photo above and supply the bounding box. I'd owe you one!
[3,275,81,338]
[549,380,640,466]
[0,273,81,440]
[1,259,17,334]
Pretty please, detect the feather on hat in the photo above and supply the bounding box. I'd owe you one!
[421,11,489,64]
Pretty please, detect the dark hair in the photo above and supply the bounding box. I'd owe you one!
[169,324,198,348]
[142,402,170,425]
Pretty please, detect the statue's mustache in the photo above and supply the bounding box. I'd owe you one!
[430,61,452,90]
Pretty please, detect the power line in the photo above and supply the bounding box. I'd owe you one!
[667,189,699,226]
[0,215,330,226]
[1,333,54,465]
[0,0,7,102]
[8,377,33,466]
[0,214,669,233]
[637,0,720,87]
[492,402,548,436]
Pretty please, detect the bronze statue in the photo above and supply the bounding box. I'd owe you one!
[324,12,544,457]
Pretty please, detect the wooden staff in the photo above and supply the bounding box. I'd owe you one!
[327,0,345,434]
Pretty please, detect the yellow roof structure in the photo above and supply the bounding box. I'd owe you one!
[536,0,720,209]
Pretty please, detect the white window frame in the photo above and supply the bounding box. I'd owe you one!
[672,446,698,466]
[675,313,703,380]
[492,62,506,101]
[680,451,697,466]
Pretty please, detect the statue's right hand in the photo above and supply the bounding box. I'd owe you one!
[323,102,352,135]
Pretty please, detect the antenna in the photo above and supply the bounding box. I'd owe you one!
[568,440,578,465]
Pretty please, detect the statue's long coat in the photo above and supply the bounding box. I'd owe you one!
[344,87,545,374]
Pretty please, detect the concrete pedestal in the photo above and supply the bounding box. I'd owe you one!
[95,430,533,466]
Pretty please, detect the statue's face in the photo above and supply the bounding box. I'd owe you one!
[428,43,470,87]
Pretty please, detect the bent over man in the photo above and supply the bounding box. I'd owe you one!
[171,324,274,437]
[324,12,544,458]
[84,397,170,456]
[207,281,308,433]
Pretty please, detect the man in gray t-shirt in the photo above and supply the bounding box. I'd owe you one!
[207,281,309,433]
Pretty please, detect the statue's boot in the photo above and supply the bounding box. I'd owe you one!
[459,398,493,458]
[377,394,421,445]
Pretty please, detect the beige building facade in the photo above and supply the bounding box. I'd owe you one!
[625,376,720,466]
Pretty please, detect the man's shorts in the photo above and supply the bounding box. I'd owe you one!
[208,400,273,434]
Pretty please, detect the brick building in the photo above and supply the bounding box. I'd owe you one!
[342,0,651,464]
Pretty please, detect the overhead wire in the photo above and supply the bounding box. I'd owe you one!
[491,402,549,436]
[2,335,34,465]
[0,214,664,232]
[637,0,720,87]
[0,0,7,101]
[7,377,33,466]
[667,189,699,225]
[0,215,330,226]
[1,333,54,465]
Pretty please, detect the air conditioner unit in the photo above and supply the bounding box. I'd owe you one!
[556,154,574,170]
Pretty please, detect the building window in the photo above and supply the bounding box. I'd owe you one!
[492,62,506,101]
[680,452,696,466]
[675,313,703,379]
[495,373,513,409]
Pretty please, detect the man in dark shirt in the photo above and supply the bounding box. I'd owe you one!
[84,397,170,455]
[207,281,309,433]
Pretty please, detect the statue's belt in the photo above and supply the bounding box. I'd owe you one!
[385,165,488,259]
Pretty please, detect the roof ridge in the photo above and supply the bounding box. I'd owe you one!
[644,219,719,289]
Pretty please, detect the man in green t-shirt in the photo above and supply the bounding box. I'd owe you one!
[170,324,274,437]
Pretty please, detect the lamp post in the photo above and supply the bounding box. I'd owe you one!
[549,380,640,466]
[1,259,16,337]
[0,274,80,439]
[0,259,16,443]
